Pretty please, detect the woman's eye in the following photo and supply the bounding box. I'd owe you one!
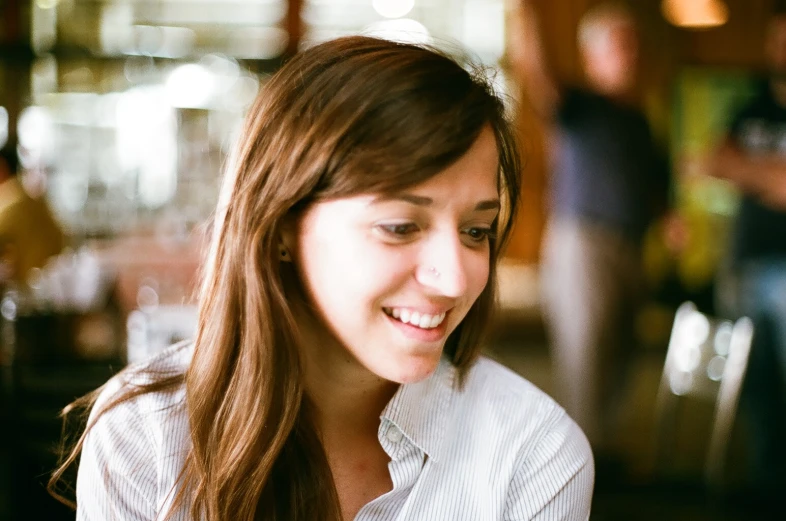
[378,223,420,237]
[463,227,495,243]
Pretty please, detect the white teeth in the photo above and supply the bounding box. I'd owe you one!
[429,314,442,328]
[410,312,421,326]
[384,307,447,330]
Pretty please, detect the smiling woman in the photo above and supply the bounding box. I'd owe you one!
[48,36,593,521]
[289,127,501,387]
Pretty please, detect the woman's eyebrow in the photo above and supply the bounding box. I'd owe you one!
[371,194,432,206]
[474,200,501,211]
[371,194,500,211]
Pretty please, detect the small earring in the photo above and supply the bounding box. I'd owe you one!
[278,244,291,262]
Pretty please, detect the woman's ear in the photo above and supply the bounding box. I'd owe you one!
[278,217,297,263]
[278,242,292,262]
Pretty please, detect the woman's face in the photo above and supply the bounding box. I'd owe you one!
[291,127,500,384]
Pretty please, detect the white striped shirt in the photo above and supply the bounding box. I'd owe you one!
[76,342,594,521]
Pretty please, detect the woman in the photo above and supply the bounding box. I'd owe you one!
[51,36,593,521]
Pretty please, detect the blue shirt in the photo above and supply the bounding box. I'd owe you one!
[552,88,670,243]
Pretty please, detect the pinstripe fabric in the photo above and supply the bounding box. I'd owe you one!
[76,342,594,521]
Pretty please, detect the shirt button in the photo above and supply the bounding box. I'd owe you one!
[386,427,403,443]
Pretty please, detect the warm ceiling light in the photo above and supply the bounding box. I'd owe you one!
[662,0,729,29]
[372,0,415,20]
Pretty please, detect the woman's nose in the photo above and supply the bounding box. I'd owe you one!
[416,237,470,298]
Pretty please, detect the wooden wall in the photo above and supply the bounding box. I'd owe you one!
[678,0,780,69]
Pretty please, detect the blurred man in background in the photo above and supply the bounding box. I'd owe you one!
[0,147,65,286]
[510,1,671,455]
[710,13,786,505]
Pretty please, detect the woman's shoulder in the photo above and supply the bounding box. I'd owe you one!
[459,356,590,452]
[462,355,560,412]
[455,357,594,517]
[126,339,194,383]
[77,343,194,519]
[457,358,594,519]
[89,340,193,445]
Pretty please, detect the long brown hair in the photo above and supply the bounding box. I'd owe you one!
[50,36,522,520]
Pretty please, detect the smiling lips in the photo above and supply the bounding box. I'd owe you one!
[383,307,447,330]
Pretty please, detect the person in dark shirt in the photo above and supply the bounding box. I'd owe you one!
[710,13,786,504]
[511,1,671,452]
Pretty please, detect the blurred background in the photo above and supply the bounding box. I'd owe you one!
[0,0,783,519]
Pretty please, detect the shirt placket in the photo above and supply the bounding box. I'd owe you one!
[353,420,426,521]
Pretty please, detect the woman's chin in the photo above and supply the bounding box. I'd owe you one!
[379,352,443,385]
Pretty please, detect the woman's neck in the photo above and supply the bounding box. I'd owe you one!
[285,283,399,440]
[298,318,399,441]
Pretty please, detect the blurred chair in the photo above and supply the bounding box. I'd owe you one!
[653,301,753,490]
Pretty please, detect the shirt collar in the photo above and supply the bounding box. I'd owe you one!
[380,357,457,463]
